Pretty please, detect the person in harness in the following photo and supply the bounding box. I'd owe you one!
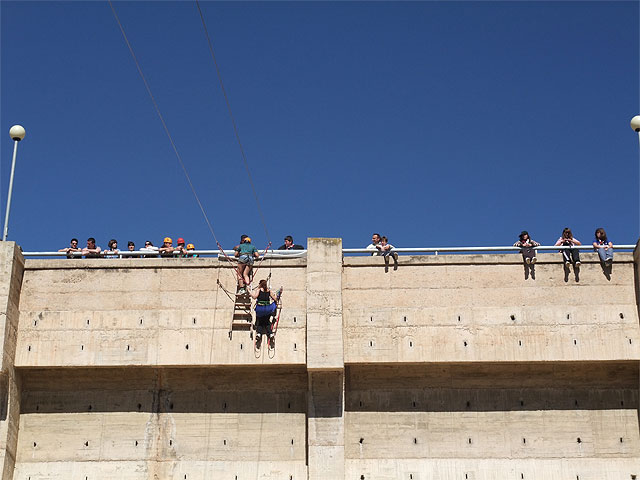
[250,279,281,348]
[234,235,259,294]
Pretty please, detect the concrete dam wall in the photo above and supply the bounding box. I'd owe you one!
[0,238,637,479]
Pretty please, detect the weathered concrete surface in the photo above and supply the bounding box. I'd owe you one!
[0,241,639,479]
[0,243,24,479]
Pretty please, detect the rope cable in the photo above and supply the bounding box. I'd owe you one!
[194,0,271,244]
[108,1,220,245]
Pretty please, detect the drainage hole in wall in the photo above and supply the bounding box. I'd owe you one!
[466,401,470,408]
[521,474,524,479]
[36,405,39,411]
[135,441,138,446]
[412,401,416,408]
[463,341,468,347]
[185,344,189,350]
[86,319,90,325]
[458,315,461,322]
[223,439,226,445]
[518,340,522,346]
[288,402,291,409]
[370,316,373,322]
[522,438,526,444]
[84,441,89,447]
[193,317,197,324]
[294,343,297,350]
[33,442,36,448]
[369,341,373,347]
[465,474,468,479]
[137,403,142,411]
[620,437,623,443]
[468,438,472,444]
[27,345,31,352]
[573,339,577,345]
[413,438,417,444]
[629,338,633,345]
[169,440,173,446]
[575,400,579,407]
[359,438,364,444]
[576,437,581,443]
[140,318,143,325]
[169,403,174,410]
[409,341,413,347]
[620,312,624,319]
[520,400,524,406]
[510,314,516,320]
[361,476,365,480]
[359,401,363,407]
[240,343,243,350]
[567,314,570,320]
[34,320,37,326]
[88,405,92,411]
[81,345,84,350]
[223,402,227,410]
[621,400,625,406]
[127,345,130,351]
[291,439,294,445]
[404,316,407,322]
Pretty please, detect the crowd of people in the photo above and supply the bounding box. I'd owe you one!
[58,234,305,260]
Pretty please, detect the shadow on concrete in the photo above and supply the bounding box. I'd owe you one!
[19,366,308,415]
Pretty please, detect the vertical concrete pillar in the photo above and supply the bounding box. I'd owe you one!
[306,238,344,479]
[0,242,24,478]
[634,239,640,455]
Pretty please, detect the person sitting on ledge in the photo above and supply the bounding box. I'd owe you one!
[277,235,304,250]
[593,227,614,265]
[58,238,81,259]
[379,236,399,272]
[555,227,581,268]
[513,231,540,265]
[82,237,102,259]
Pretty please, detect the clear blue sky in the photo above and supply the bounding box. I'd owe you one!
[1,1,639,252]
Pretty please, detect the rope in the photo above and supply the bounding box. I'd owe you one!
[194,0,271,245]
[108,1,220,245]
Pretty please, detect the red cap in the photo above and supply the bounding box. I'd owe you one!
[177,237,185,244]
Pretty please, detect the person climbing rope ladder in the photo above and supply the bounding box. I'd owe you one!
[234,235,259,294]
[250,279,282,348]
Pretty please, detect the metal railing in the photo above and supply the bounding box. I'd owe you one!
[343,245,637,255]
[21,244,636,258]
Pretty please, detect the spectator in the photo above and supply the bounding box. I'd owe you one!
[234,235,259,294]
[104,239,120,259]
[186,243,199,258]
[250,279,280,348]
[140,240,158,258]
[555,227,581,268]
[175,237,187,257]
[366,233,383,255]
[593,228,614,265]
[82,237,102,259]
[277,235,304,250]
[513,231,540,265]
[58,238,81,259]
[379,236,399,272]
[127,241,136,258]
[158,237,174,257]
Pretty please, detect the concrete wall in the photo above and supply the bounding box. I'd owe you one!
[0,239,637,479]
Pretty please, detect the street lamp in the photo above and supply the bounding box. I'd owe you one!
[3,125,26,241]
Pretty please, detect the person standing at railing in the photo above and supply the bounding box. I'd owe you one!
[158,237,174,258]
[126,241,137,258]
[513,231,540,265]
[58,238,81,259]
[104,239,120,259]
[82,237,102,259]
[277,235,304,250]
[366,233,383,255]
[186,243,199,258]
[593,228,614,265]
[140,240,158,258]
[174,237,188,257]
[555,228,581,267]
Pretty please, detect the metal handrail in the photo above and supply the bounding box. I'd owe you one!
[344,245,637,255]
[21,244,636,258]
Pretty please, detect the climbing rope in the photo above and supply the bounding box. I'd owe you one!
[194,0,271,246]
[108,1,221,245]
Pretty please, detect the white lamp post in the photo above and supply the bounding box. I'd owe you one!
[632,116,640,238]
[3,125,26,241]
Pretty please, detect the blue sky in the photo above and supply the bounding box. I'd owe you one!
[1,1,639,252]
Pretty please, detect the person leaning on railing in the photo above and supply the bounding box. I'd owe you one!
[555,228,581,268]
[513,231,540,265]
[58,238,81,259]
[82,237,102,259]
[593,228,614,265]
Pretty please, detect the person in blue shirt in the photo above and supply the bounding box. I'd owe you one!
[234,235,259,294]
[593,227,614,265]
